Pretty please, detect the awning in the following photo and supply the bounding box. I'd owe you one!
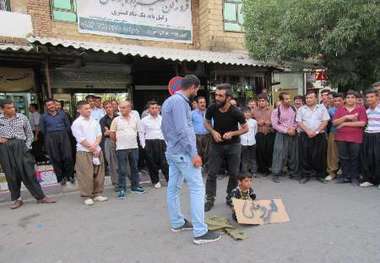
[0,43,34,52]
[28,37,276,68]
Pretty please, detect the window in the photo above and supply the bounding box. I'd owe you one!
[0,0,10,11]
[51,0,77,22]
[223,0,244,32]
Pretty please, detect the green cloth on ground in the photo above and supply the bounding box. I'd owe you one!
[206,215,248,240]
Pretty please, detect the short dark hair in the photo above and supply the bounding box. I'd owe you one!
[181,74,200,90]
[103,100,112,107]
[94,96,101,100]
[333,92,344,99]
[29,103,38,110]
[0,99,14,108]
[216,83,233,98]
[195,96,206,103]
[257,93,268,101]
[294,95,304,101]
[345,90,358,98]
[306,90,317,97]
[321,89,330,95]
[76,100,89,109]
[85,95,95,101]
[241,107,251,114]
[372,81,380,88]
[365,88,378,96]
[146,100,158,108]
[238,174,253,181]
[279,92,289,101]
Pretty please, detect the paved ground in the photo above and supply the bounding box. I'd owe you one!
[1,176,379,263]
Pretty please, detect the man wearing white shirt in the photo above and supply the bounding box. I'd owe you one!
[139,101,169,189]
[71,101,108,206]
[296,90,330,184]
[110,100,145,199]
[86,95,105,122]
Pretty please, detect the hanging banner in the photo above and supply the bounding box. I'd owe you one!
[77,0,192,43]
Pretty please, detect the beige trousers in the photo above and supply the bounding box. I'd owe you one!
[327,133,339,177]
[75,151,105,197]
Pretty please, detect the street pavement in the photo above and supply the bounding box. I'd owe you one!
[1,176,379,263]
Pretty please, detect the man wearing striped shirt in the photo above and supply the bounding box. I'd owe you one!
[360,89,380,188]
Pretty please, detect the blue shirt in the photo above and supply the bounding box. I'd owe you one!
[191,109,208,135]
[40,110,71,134]
[328,107,337,133]
[161,92,198,158]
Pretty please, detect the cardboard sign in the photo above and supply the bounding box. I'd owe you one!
[233,198,290,225]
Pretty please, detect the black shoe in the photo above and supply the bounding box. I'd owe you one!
[205,200,214,212]
[299,177,310,184]
[272,176,280,183]
[171,219,193,232]
[317,177,328,184]
[336,178,351,184]
[193,231,221,245]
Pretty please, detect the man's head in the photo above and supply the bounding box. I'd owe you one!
[94,96,102,108]
[242,107,252,120]
[0,99,16,116]
[328,92,335,107]
[294,95,304,109]
[279,92,291,107]
[248,99,257,111]
[191,100,198,110]
[77,101,91,118]
[45,99,57,113]
[147,101,160,117]
[230,98,238,107]
[305,90,317,106]
[29,103,38,113]
[365,88,378,107]
[181,74,200,99]
[103,101,114,116]
[372,82,380,96]
[333,93,344,108]
[344,90,358,107]
[85,95,96,108]
[238,174,253,191]
[215,83,233,108]
[257,94,268,109]
[320,89,330,105]
[356,93,364,106]
[119,100,132,117]
[196,96,207,111]
[111,100,119,112]
[55,100,63,111]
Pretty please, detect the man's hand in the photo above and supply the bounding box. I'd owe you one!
[94,150,101,157]
[222,132,234,140]
[345,113,358,121]
[258,120,265,126]
[211,130,223,143]
[88,144,98,153]
[337,122,346,129]
[0,137,8,144]
[192,155,203,168]
[287,128,296,136]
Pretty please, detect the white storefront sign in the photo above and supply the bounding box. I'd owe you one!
[77,0,192,43]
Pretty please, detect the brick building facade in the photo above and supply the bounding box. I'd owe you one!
[0,0,276,114]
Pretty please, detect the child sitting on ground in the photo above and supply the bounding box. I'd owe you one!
[228,174,256,221]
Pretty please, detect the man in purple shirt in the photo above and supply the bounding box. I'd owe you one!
[271,92,298,183]
[161,75,221,245]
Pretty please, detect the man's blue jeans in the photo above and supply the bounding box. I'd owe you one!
[116,149,140,191]
[166,153,208,238]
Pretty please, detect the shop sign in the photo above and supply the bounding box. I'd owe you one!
[77,0,192,43]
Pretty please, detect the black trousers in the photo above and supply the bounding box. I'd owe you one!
[44,131,74,183]
[196,134,211,173]
[240,145,257,175]
[300,133,327,178]
[361,133,380,184]
[255,132,275,174]
[144,139,169,184]
[206,143,241,200]
[337,141,361,182]
[0,139,45,201]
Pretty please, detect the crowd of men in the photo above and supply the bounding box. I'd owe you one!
[0,75,379,244]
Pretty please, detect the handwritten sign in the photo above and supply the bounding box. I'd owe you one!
[77,0,192,43]
[233,198,290,225]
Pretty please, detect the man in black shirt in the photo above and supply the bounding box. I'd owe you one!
[100,101,119,188]
[204,84,248,212]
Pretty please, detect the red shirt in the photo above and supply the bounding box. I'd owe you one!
[334,106,367,143]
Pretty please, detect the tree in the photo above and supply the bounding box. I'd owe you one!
[243,0,380,91]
